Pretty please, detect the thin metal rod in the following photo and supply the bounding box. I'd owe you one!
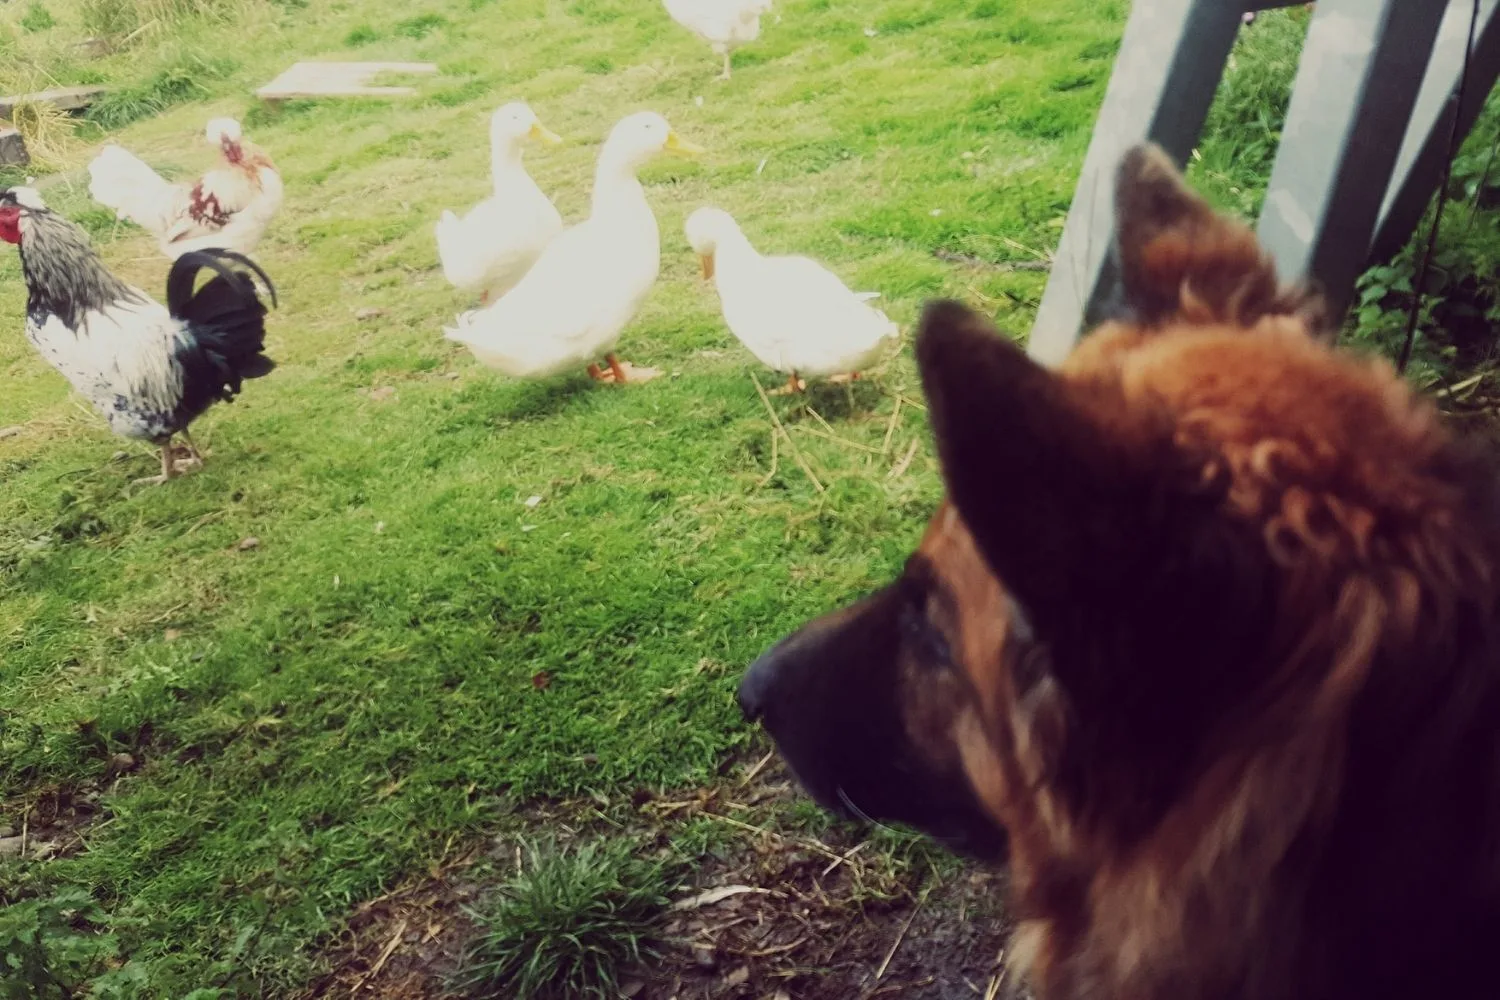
[1398,0,1481,374]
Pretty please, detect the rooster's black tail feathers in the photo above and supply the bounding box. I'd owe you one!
[166,249,279,417]
[167,249,279,316]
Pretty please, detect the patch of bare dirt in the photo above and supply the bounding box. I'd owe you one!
[301,857,478,999]
[644,832,1013,1000]
[305,753,1020,1000]
[0,761,135,863]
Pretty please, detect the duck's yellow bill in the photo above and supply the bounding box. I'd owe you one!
[530,122,564,145]
[665,130,706,156]
[700,253,715,280]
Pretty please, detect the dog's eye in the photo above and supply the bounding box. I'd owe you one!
[900,602,953,667]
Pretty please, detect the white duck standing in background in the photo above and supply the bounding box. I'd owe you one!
[685,206,899,393]
[435,102,564,303]
[663,0,774,80]
[88,118,283,260]
[445,112,703,385]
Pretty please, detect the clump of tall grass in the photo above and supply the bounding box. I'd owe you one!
[78,0,258,43]
[455,840,677,1000]
[1191,6,1311,217]
[87,49,238,129]
[1201,9,1309,176]
[20,1,58,34]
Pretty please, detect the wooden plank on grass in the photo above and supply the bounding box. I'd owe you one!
[0,128,29,167]
[0,86,110,121]
[255,61,439,102]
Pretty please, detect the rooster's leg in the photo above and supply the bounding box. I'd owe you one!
[132,443,175,486]
[718,51,732,80]
[180,429,204,466]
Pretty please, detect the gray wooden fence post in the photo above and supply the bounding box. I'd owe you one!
[1370,0,1500,262]
[1254,0,1448,322]
[1029,0,1486,366]
[1027,0,1245,367]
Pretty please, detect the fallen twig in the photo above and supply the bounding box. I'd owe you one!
[757,428,780,487]
[874,896,924,980]
[183,509,228,536]
[983,945,1008,1000]
[355,917,407,990]
[795,423,883,455]
[714,813,849,867]
[672,885,778,911]
[744,934,810,958]
[887,438,919,480]
[738,750,775,788]
[894,393,927,413]
[934,249,1051,271]
[1434,372,1486,400]
[805,405,839,437]
[865,976,938,999]
[820,841,866,878]
[752,373,824,493]
[1001,235,1053,263]
[881,397,902,457]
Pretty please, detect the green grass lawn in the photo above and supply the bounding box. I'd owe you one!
[0,0,1324,995]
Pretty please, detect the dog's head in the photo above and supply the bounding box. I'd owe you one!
[741,145,1499,992]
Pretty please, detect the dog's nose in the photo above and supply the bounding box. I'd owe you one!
[738,646,784,721]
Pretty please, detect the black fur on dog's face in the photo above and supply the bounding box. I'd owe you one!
[739,507,1009,861]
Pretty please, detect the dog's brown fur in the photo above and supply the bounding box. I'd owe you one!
[741,146,1500,1000]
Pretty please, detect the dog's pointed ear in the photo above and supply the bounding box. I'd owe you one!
[915,301,1154,634]
[1114,143,1321,328]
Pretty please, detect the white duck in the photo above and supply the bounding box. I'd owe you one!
[445,112,703,384]
[435,102,564,303]
[663,0,774,80]
[685,206,899,393]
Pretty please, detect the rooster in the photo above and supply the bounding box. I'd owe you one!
[0,187,278,484]
[87,117,284,260]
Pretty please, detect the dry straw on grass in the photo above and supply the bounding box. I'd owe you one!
[6,100,85,172]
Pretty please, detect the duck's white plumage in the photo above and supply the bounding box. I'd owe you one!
[685,207,899,378]
[663,0,774,78]
[444,112,701,379]
[435,102,564,300]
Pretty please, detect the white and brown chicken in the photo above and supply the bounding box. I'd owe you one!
[0,187,278,483]
[87,117,283,260]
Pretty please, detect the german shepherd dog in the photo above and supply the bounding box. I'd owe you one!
[739,145,1500,999]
